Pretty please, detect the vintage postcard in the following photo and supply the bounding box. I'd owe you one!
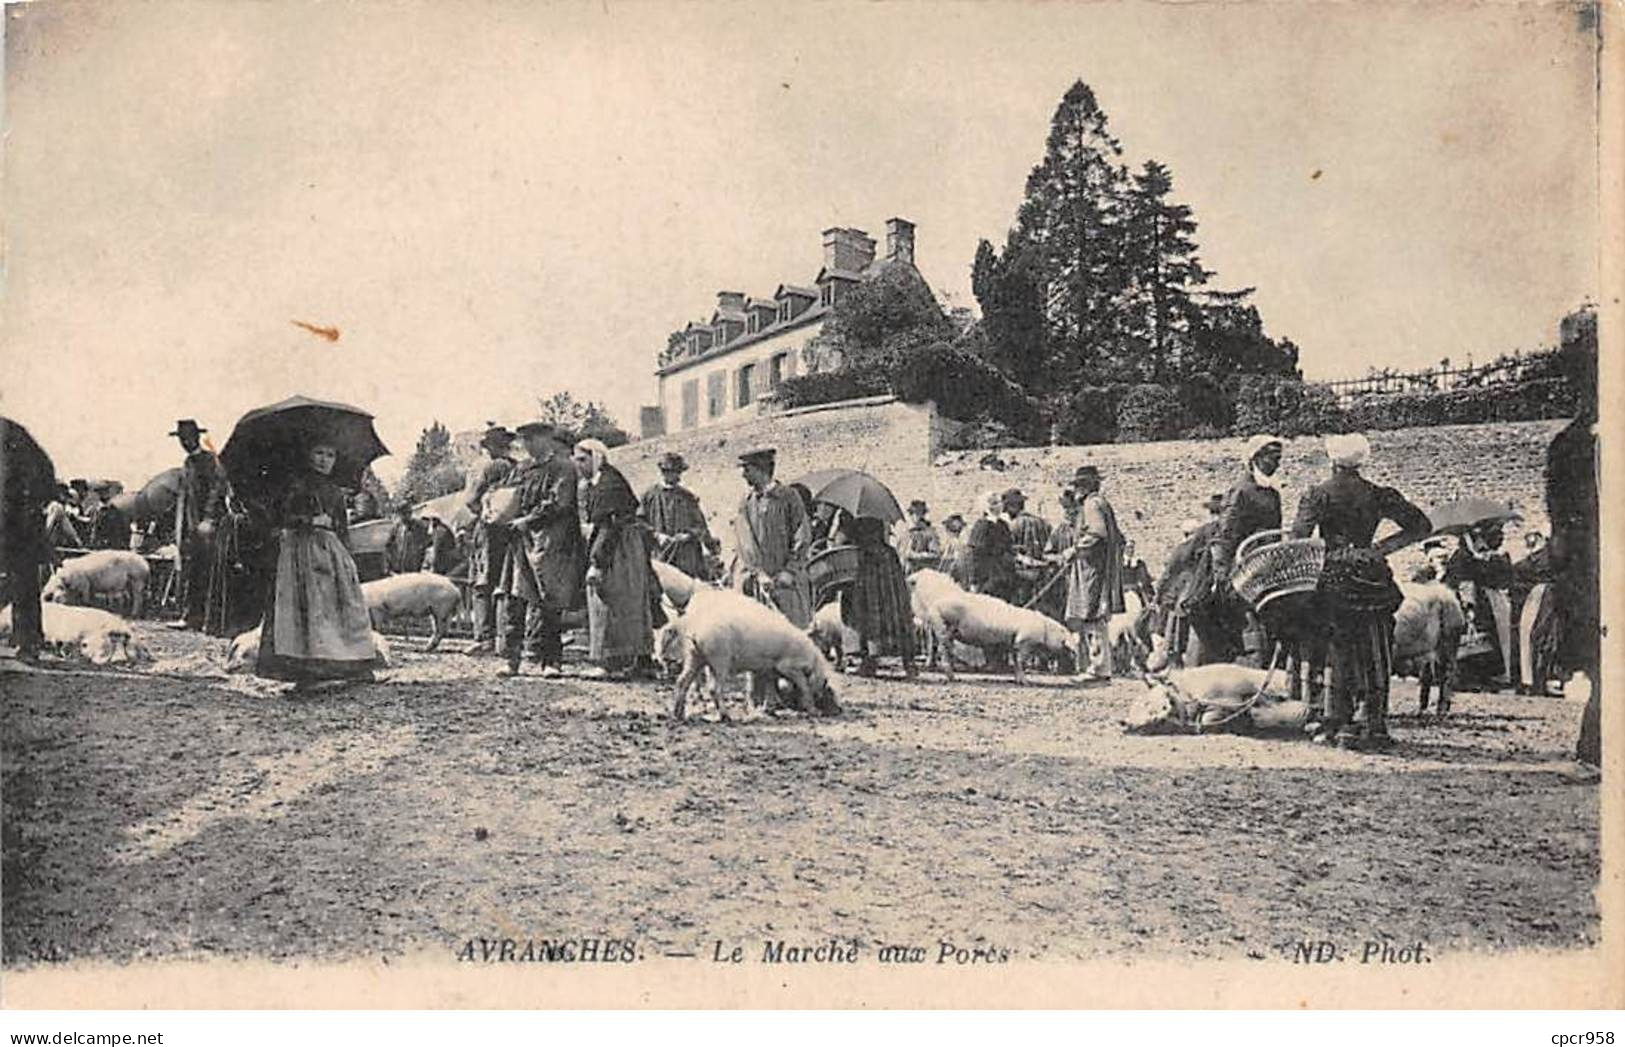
[1,0,1620,1011]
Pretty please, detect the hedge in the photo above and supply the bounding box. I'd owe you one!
[1116,384,1189,442]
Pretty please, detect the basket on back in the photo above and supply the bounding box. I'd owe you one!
[1230,529,1326,612]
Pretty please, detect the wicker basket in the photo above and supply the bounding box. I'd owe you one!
[808,544,861,604]
[1231,531,1326,611]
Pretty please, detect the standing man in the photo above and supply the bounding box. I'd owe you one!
[730,448,813,629]
[168,419,226,631]
[1546,319,1600,771]
[384,503,429,576]
[464,424,516,654]
[899,499,943,574]
[1,417,57,663]
[638,451,719,581]
[1211,434,1285,667]
[1290,433,1431,751]
[496,422,586,677]
[1004,488,1051,606]
[1063,465,1126,682]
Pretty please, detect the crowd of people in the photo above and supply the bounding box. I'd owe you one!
[0,327,1602,764]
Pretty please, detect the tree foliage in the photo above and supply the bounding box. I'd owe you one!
[536,392,629,448]
[971,79,1300,415]
[396,421,465,506]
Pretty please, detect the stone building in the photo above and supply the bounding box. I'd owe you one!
[642,217,929,437]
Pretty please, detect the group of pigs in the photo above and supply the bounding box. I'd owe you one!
[6,548,1469,739]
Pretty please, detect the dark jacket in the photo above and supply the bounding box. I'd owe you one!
[1289,469,1430,552]
[1211,473,1282,578]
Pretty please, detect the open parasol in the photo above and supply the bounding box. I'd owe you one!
[1427,496,1522,537]
[793,468,903,524]
[219,395,390,506]
[416,489,476,532]
[110,467,183,522]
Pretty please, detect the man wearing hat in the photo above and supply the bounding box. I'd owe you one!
[731,448,813,629]
[899,499,942,574]
[1210,434,1286,667]
[1290,432,1431,750]
[464,424,517,652]
[168,419,227,631]
[87,481,131,551]
[1058,465,1125,681]
[638,451,719,581]
[385,502,430,577]
[1002,488,1052,606]
[495,421,586,676]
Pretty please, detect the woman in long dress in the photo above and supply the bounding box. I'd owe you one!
[839,515,917,678]
[255,441,382,689]
[573,439,661,681]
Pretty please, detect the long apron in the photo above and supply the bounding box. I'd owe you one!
[257,527,379,681]
[588,526,656,664]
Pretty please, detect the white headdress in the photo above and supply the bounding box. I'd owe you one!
[1325,433,1370,468]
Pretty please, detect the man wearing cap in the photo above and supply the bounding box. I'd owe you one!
[1211,434,1286,667]
[464,424,517,653]
[384,502,429,576]
[731,448,813,629]
[1062,465,1125,681]
[496,422,586,676]
[87,482,130,551]
[1003,488,1051,606]
[168,419,227,631]
[638,452,720,581]
[899,499,942,574]
[1290,432,1431,750]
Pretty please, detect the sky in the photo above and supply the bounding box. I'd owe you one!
[1,0,1601,490]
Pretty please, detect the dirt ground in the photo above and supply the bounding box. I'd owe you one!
[1,622,1600,969]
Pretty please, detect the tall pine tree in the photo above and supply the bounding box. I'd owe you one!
[1012,80,1129,384]
[1121,160,1210,381]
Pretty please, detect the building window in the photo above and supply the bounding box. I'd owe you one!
[767,352,786,389]
[737,363,756,408]
[681,379,699,430]
[778,301,790,323]
[707,371,726,419]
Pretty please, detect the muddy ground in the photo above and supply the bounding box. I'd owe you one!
[1,622,1600,968]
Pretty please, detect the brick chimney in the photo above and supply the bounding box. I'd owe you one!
[822,227,876,274]
[716,290,747,313]
[885,217,916,264]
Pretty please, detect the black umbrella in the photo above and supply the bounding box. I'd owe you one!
[793,468,904,524]
[1427,496,1522,537]
[219,395,390,506]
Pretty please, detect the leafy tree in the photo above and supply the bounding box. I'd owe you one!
[968,239,1048,390]
[814,264,951,369]
[536,392,630,448]
[396,421,465,506]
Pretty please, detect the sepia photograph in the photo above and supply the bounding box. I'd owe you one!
[0,0,1619,1013]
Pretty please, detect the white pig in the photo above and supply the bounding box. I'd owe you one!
[651,560,705,612]
[809,600,861,671]
[42,550,149,617]
[1125,662,1303,734]
[910,578,1076,685]
[0,602,148,665]
[361,572,461,651]
[226,624,392,673]
[666,589,838,722]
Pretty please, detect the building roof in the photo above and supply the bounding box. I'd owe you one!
[711,308,749,324]
[775,283,819,300]
[815,267,865,284]
[657,302,831,377]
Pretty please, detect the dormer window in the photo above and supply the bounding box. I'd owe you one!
[820,283,834,306]
[778,301,790,323]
